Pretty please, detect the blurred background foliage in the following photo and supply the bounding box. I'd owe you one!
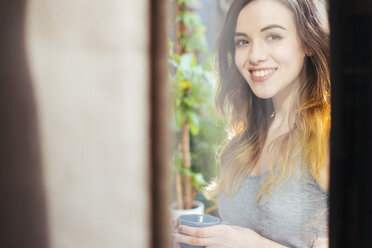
[168,0,228,214]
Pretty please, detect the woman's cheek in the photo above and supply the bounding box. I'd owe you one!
[271,48,289,64]
[235,50,247,69]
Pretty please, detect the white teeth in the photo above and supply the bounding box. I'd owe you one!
[251,69,275,77]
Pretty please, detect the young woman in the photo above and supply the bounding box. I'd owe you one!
[173,0,330,247]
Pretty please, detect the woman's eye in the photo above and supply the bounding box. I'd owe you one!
[235,40,249,47]
[267,34,282,41]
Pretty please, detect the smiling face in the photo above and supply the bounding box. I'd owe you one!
[234,0,306,100]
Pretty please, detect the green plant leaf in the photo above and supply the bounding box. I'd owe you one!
[189,111,200,127]
[182,166,192,176]
[183,96,196,106]
[188,112,199,136]
[172,54,180,63]
[189,121,198,136]
[179,80,192,89]
[175,108,186,127]
[178,0,197,5]
[169,58,178,68]
[179,53,197,71]
[191,173,207,188]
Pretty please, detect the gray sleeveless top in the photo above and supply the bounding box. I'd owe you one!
[217,164,328,248]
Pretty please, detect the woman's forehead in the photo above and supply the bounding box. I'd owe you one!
[235,0,296,33]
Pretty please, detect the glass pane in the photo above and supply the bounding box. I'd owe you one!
[169,1,330,247]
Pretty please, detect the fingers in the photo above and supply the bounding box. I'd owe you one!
[177,225,223,238]
[172,232,212,247]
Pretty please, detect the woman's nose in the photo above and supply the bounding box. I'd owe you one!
[248,42,268,65]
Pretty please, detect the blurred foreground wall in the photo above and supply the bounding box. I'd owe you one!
[26,1,150,247]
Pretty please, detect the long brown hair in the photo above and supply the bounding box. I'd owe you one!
[214,0,330,201]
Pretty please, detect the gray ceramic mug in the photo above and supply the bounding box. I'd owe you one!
[177,214,228,248]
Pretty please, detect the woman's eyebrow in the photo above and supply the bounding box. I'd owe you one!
[234,32,247,37]
[235,24,287,37]
[260,24,287,32]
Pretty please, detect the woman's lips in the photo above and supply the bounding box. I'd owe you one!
[249,68,277,82]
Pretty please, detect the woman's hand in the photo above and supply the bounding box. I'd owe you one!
[172,224,264,248]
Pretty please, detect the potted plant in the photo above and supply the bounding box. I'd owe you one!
[169,0,225,218]
[169,51,210,216]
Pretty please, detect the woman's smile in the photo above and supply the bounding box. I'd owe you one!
[249,67,277,82]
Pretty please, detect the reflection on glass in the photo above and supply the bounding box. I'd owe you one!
[171,0,330,247]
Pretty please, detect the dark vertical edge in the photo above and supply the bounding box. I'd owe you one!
[330,0,372,247]
[328,0,343,246]
[149,0,171,247]
[0,1,49,247]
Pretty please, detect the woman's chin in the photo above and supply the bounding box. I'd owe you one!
[251,90,275,100]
